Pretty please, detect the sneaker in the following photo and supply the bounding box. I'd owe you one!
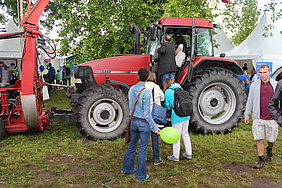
[253,160,265,169]
[266,147,273,161]
[136,174,149,181]
[121,169,135,175]
[153,158,163,166]
[182,153,192,160]
[167,155,179,161]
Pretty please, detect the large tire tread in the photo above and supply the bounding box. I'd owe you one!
[185,67,246,134]
[73,84,129,140]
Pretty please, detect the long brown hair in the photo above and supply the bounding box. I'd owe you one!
[147,71,157,83]
[163,78,175,91]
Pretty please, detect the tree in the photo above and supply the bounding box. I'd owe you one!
[41,0,166,63]
[163,0,219,19]
[222,0,260,45]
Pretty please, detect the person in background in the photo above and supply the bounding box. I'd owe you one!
[47,63,56,84]
[175,36,187,68]
[9,63,19,85]
[47,63,56,92]
[157,35,177,86]
[145,71,164,166]
[250,70,256,81]
[0,61,5,83]
[243,70,251,96]
[163,78,192,161]
[1,65,10,87]
[122,67,160,181]
[242,63,248,71]
[244,64,278,169]
[55,70,61,85]
[236,70,251,96]
[62,65,71,86]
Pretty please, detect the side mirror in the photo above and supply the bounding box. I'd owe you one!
[149,26,157,41]
[220,53,225,57]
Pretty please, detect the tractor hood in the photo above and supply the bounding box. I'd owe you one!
[78,54,151,86]
[79,54,151,73]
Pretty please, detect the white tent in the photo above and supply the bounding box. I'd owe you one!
[224,12,282,76]
[0,19,23,59]
[213,26,235,56]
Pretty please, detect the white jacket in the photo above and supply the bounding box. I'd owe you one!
[145,81,164,111]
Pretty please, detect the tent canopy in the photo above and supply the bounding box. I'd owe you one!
[213,26,235,56]
[224,12,282,72]
[0,19,23,59]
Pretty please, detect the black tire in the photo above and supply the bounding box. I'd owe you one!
[185,68,246,134]
[0,119,5,140]
[73,84,129,140]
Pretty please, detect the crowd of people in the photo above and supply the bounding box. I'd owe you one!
[122,35,282,181]
[41,63,72,96]
[0,61,19,87]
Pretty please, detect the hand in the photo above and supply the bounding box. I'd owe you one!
[244,118,249,125]
[157,44,161,49]
[154,129,160,135]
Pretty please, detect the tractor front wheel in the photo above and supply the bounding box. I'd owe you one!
[73,85,129,140]
[186,68,246,134]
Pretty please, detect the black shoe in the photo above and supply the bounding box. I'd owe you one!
[153,158,163,166]
[253,160,265,169]
[266,147,273,161]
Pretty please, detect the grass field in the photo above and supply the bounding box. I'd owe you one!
[0,90,281,188]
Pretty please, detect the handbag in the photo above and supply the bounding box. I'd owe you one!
[125,88,145,144]
[151,88,167,125]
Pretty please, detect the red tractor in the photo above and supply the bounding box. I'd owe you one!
[68,17,246,140]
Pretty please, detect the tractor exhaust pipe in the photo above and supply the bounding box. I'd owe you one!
[132,25,141,55]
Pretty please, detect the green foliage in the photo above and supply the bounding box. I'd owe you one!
[163,0,219,19]
[222,0,260,45]
[41,0,165,63]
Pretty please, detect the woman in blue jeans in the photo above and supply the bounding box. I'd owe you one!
[122,67,160,181]
[145,72,164,165]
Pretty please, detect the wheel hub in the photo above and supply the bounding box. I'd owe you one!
[92,103,116,125]
[210,98,218,107]
[100,110,110,120]
[199,88,226,117]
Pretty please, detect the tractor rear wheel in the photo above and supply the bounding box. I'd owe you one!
[73,84,129,140]
[186,68,246,134]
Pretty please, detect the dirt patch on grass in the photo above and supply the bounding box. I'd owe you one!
[221,162,253,175]
[45,155,99,167]
[192,167,207,172]
[202,175,225,184]
[60,166,85,176]
[35,172,55,181]
[250,178,282,188]
[46,155,81,165]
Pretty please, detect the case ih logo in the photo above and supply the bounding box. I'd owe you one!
[95,70,138,74]
[95,69,111,73]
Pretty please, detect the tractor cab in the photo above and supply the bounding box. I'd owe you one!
[144,17,214,82]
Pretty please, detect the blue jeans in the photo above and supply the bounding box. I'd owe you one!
[122,117,150,181]
[151,132,160,161]
[161,72,176,86]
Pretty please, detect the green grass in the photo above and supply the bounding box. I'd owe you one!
[0,89,281,187]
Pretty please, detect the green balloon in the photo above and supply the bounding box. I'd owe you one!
[160,127,180,144]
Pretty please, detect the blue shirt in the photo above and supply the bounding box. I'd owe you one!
[236,74,251,89]
[128,82,158,132]
[164,83,190,124]
[48,67,56,77]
